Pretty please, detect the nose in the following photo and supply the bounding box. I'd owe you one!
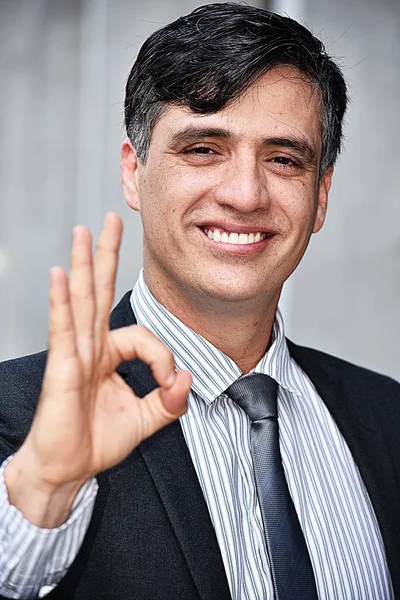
[213,153,270,213]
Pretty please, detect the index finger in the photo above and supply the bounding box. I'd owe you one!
[109,325,179,388]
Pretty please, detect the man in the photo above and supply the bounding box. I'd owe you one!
[0,3,398,599]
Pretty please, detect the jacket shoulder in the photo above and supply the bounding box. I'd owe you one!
[287,339,400,402]
[0,350,47,456]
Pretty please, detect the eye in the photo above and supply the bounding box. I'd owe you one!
[181,145,220,165]
[186,146,215,155]
[271,156,300,168]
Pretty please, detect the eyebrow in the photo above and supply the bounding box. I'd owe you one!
[266,137,318,165]
[168,127,231,146]
[167,127,318,165]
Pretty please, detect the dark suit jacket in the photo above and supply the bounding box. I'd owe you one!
[0,292,399,600]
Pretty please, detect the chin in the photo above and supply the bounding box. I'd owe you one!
[194,276,270,306]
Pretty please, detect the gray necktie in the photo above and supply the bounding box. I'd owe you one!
[225,373,318,600]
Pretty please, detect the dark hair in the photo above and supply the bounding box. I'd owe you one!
[124,2,347,174]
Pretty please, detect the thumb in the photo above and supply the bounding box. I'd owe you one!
[160,370,192,415]
[136,370,192,440]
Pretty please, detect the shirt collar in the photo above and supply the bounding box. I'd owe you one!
[130,269,301,403]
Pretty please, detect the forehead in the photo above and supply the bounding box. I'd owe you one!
[151,67,322,149]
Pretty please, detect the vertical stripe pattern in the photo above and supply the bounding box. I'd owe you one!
[0,459,98,598]
[132,269,394,600]
[0,269,394,599]
[225,374,318,600]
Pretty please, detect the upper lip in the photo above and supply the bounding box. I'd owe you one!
[199,221,274,235]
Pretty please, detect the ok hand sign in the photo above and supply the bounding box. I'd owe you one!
[5,214,192,527]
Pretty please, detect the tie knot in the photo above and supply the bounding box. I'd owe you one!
[225,373,278,422]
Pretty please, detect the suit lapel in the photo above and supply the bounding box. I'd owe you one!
[287,340,400,596]
[139,423,232,600]
[111,293,232,600]
[112,294,400,597]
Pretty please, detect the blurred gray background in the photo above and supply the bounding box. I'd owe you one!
[0,0,398,380]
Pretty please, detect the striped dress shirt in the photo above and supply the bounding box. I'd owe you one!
[0,269,394,599]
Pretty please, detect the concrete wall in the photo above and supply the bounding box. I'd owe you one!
[273,0,400,380]
[1,0,398,382]
[0,0,265,361]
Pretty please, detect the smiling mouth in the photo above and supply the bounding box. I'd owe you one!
[202,227,269,245]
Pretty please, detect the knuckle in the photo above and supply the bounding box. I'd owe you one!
[72,258,93,270]
[70,288,94,303]
[133,325,149,340]
[49,314,74,337]
[95,240,114,253]
[131,326,172,361]
[101,281,115,293]
[50,324,73,339]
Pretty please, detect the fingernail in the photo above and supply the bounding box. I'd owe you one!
[165,372,176,387]
[72,225,83,239]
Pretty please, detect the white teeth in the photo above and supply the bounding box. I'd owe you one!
[229,232,239,244]
[221,232,229,243]
[204,228,266,245]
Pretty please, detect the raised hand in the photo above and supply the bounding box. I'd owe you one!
[5,213,192,526]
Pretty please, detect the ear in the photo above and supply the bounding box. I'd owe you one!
[313,166,333,234]
[121,139,141,212]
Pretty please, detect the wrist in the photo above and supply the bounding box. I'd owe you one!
[4,451,88,528]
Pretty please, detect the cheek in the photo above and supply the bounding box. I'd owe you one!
[141,162,198,209]
[270,179,318,235]
[139,179,187,250]
[139,169,169,218]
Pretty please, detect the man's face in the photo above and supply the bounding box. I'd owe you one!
[122,67,332,312]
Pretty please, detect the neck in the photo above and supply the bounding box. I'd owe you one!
[144,273,280,374]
